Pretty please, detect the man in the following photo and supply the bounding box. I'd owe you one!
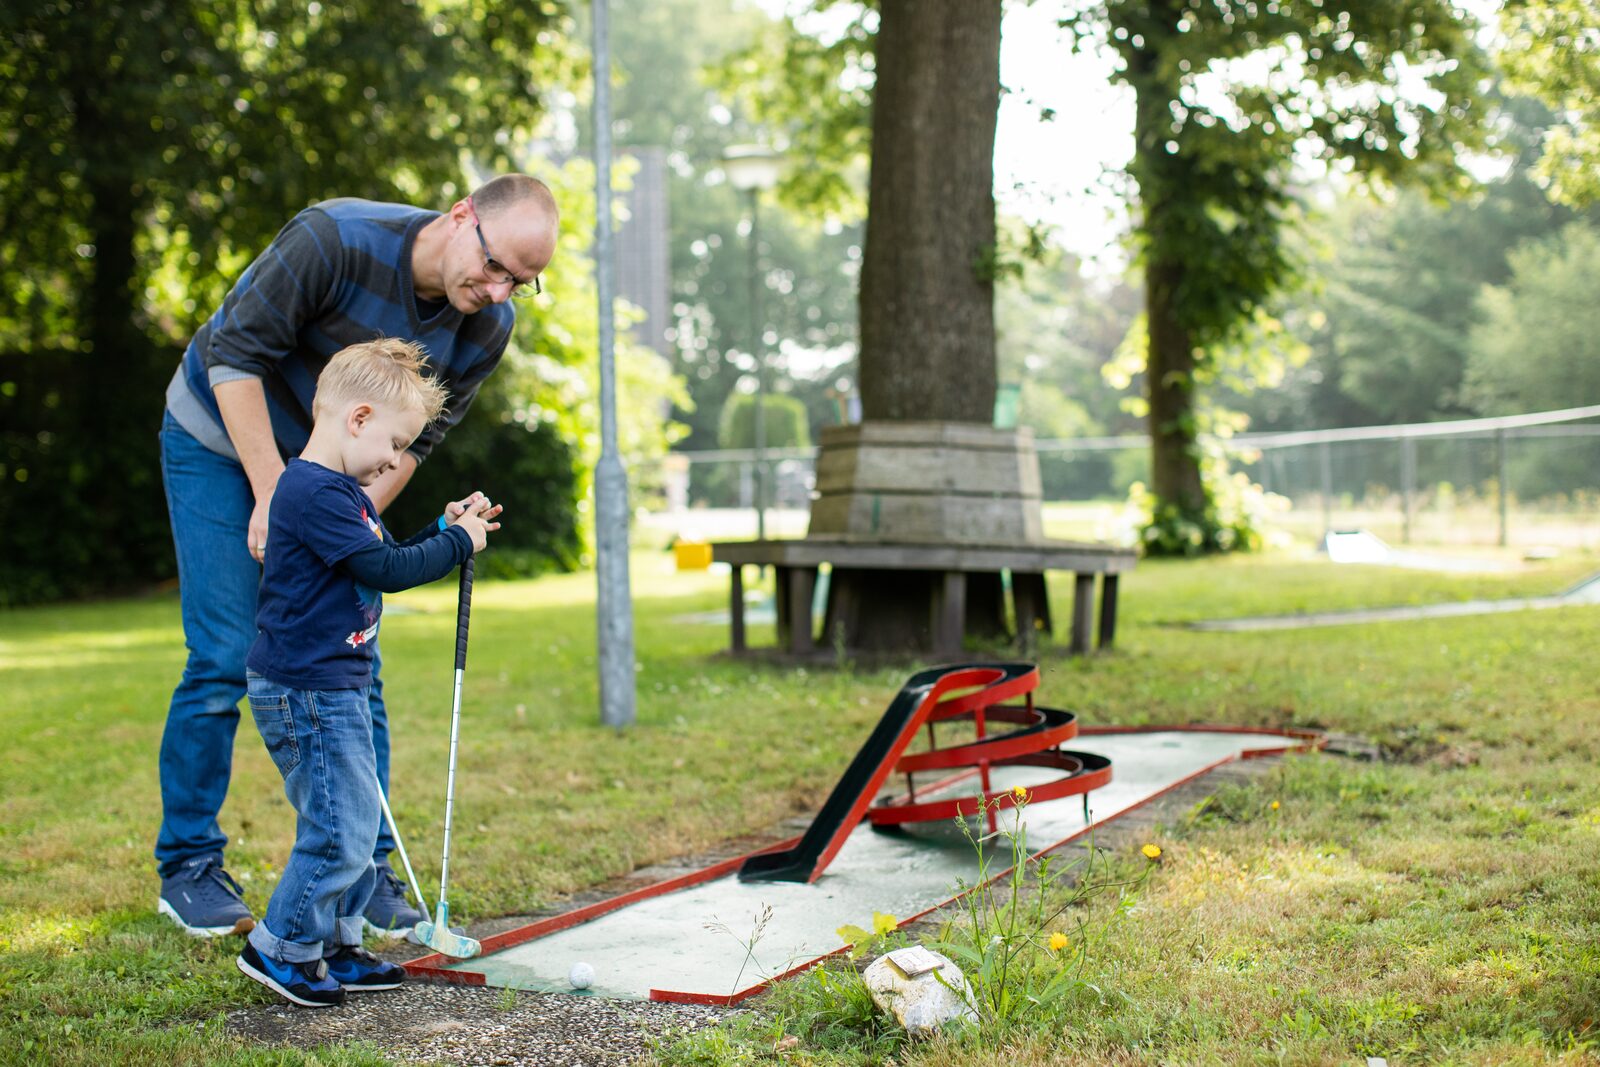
[156,174,558,938]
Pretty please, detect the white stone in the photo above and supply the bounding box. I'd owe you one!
[863,948,978,1037]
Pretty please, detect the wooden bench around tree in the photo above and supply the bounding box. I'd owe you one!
[711,538,1137,660]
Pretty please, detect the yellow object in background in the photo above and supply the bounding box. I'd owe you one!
[673,541,713,571]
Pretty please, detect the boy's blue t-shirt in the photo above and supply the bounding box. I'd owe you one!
[247,459,392,690]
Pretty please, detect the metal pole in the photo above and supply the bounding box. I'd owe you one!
[747,188,767,542]
[1319,440,1333,538]
[591,0,636,730]
[1496,429,1510,548]
[1400,436,1416,545]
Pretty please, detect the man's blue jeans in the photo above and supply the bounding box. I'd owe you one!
[244,672,379,961]
[155,412,396,878]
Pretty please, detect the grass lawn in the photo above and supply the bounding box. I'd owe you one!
[4,547,1600,1064]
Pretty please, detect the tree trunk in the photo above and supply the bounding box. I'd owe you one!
[1130,0,1207,522]
[75,44,163,582]
[1144,259,1206,515]
[857,0,1000,423]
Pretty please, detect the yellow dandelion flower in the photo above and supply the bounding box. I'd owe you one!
[1011,785,1029,802]
[1048,931,1069,952]
[1141,843,1162,860]
[1271,800,1280,810]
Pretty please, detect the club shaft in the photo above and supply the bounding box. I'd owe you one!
[375,777,431,918]
[437,666,466,905]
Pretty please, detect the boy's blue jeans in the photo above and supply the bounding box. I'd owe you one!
[155,412,397,877]
[245,672,380,962]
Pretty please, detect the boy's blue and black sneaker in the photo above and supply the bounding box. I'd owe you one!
[158,855,256,938]
[324,945,407,991]
[363,861,424,941]
[236,942,346,1008]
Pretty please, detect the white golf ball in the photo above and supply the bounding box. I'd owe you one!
[568,961,595,990]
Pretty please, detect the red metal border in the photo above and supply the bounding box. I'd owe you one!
[405,723,1322,999]
[869,751,1111,825]
[894,705,1078,773]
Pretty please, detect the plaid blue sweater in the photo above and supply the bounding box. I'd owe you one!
[165,198,514,464]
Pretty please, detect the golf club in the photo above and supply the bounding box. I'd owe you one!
[413,558,482,959]
[373,777,431,936]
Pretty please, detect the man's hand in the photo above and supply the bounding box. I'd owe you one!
[445,491,503,534]
[213,378,285,565]
[249,495,274,564]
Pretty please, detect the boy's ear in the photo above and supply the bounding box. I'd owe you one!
[348,403,375,433]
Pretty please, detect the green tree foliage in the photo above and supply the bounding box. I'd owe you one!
[1460,221,1600,499]
[1467,221,1600,414]
[995,234,1143,500]
[713,2,876,221]
[716,391,812,451]
[1499,0,1600,206]
[1062,0,1488,554]
[603,0,864,453]
[0,0,589,602]
[1228,97,1578,433]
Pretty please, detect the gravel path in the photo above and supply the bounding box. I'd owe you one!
[226,983,730,1066]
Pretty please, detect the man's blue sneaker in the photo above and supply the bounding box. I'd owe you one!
[237,942,346,1008]
[363,861,424,941]
[158,855,255,938]
[324,945,407,991]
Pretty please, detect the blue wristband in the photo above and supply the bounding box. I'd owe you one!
[437,514,449,531]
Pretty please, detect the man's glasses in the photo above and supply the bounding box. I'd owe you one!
[467,196,541,298]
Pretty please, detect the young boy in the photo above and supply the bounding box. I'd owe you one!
[236,338,498,1008]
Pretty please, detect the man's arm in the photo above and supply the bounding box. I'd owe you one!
[214,377,286,564]
[365,452,418,515]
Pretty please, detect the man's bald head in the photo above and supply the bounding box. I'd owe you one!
[469,174,559,225]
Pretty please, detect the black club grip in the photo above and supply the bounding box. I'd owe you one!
[454,557,474,671]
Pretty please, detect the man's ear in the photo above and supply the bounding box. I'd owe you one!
[348,403,375,433]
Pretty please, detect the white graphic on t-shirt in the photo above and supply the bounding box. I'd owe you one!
[346,620,380,648]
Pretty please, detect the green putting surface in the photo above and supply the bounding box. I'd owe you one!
[444,731,1299,1000]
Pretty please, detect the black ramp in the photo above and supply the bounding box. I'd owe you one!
[739,663,1035,884]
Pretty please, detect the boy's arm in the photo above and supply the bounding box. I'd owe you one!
[393,518,454,549]
[341,525,473,594]
[391,492,502,548]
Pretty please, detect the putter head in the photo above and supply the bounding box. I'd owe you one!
[415,901,481,959]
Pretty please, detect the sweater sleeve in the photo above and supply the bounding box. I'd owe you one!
[205,209,341,382]
[341,524,473,594]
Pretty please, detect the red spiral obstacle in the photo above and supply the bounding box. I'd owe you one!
[739,662,1113,883]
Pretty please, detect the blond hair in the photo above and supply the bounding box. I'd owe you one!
[313,338,449,424]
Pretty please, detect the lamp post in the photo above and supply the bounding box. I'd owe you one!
[723,145,782,541]
[591,0,635,729]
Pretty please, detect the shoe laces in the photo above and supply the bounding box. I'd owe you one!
[184,856,246,900]
[377,865,411,898]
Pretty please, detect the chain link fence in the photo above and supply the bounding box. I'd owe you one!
[634,406,1600,550]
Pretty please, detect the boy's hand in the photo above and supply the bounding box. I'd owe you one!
[445,491,503,533]
[454,510,490,553]
[448,494,500,553]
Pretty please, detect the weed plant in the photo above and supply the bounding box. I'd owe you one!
[933,789,1156,1029]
